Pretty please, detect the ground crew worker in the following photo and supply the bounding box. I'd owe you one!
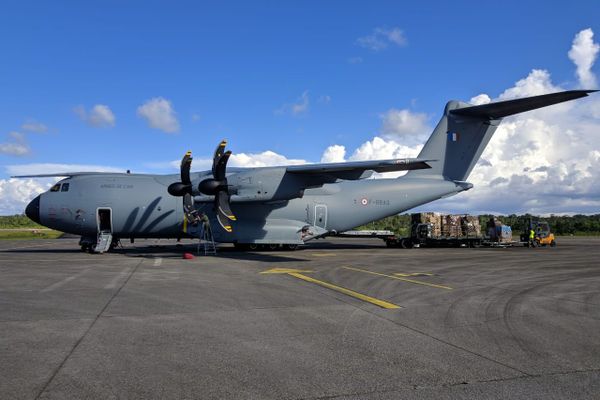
[529,228,535,247]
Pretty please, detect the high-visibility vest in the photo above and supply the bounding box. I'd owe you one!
[529,230,535,239]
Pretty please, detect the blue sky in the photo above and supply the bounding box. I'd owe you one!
[1,1,600,214]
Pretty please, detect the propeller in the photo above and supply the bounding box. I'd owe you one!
[167,151,197,227]
[198,140,236,232]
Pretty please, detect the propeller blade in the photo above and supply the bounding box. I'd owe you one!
[183,193,194,218]
[216,191,236,221]
[216,212,233,233]
[214,151,231,181]
[212,140,227,177]
[181,151,192,185]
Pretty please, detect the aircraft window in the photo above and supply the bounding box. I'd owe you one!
[50,184,61,192]
[61,183,70,192]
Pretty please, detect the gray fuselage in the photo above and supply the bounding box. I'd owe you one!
[31,172,467,244]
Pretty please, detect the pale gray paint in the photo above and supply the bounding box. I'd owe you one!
[19,90,596,247]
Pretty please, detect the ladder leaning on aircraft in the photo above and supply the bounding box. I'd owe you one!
[15,90,597,253]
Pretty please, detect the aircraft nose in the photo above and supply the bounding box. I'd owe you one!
[25,195,41,224]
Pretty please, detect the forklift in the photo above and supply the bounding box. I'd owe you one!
[520,218,556,247]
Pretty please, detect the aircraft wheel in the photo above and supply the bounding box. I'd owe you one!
[400,239,413,249]
[283,244,298,251]
[80,244,88,252]
[88,244,97,254]
[267,243,279,251]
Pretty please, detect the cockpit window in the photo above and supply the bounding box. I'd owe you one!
[50,183,61,192]
[61,183,70,192]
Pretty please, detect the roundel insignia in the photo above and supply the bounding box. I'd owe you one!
[360,198,368,206]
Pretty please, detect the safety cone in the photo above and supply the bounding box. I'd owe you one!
[182,252,194,260]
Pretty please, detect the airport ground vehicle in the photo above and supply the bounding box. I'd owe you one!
[520,218,556,247]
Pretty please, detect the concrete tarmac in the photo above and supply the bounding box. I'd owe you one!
[1,236,599,399]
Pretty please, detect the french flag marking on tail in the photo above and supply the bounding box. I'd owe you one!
[447,132,459,142]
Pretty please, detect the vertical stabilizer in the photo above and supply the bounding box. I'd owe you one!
[409,90,596,182]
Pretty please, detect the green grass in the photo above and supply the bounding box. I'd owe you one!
[0,214,45,229]
[0,229,64,240]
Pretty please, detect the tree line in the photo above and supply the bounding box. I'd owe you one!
[357,214,600,236]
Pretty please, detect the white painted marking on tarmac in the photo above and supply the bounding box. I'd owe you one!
[104,267,132,290]
[41,269,90,292]
[153,257,162,267]
[0,243,59,251]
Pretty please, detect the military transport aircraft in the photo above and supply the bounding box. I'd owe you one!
[16,90,596,252]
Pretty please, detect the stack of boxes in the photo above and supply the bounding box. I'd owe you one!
[410,213,511,242]
[442,214,463,238]
[412,213,483,238]
[411,212,442,237]
[461,215,482,238]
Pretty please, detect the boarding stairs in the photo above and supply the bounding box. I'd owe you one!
[95,231,113,253]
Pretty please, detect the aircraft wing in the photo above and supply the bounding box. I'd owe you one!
[286,158,432,180]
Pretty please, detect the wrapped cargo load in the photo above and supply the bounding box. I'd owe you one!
[461,215,482,237]
[486,217,512,242]
[498,225,512,243]
[442,214,463,238]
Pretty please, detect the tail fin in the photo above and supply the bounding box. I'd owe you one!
[409,90,596,182]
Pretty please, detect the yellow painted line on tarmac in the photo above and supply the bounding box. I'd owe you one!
[261,268,400,309]
[343,266,453,290]
[261,268,315,274]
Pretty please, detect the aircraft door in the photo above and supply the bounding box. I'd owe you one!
[97,208,112,233]
[314,204,327,229]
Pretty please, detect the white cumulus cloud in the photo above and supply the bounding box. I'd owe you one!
[137,97,180,133]
[321,145,346,163]
[426,31,600,214]
[469,94,491,105]
[230,151,307,168]
[568,28,599,88]
[380,109,430,145]
[74,104,116,127]
[0,178,52,215]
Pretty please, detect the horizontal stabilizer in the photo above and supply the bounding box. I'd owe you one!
[451,90,597,119]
